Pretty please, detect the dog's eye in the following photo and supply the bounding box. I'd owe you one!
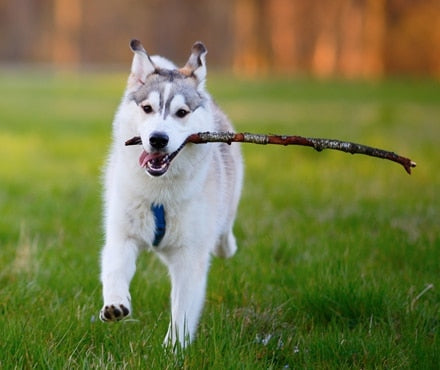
[176,109,189,118]
[142,104,153,114]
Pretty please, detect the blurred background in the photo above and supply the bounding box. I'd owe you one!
[1,0,439,78]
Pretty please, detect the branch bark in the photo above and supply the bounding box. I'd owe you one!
[125,132,416,174]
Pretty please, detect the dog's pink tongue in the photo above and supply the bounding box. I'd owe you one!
[139,150,163,167]
[139,150,149,167]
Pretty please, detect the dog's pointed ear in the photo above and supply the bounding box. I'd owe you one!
[128,39,156,89]
[181,42,207,88]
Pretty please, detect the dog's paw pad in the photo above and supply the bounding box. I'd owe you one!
[100,304,130,322]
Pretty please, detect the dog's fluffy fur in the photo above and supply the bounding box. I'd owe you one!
[100,40,243,347]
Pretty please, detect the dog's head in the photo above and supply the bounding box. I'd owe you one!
[124,39,212,177]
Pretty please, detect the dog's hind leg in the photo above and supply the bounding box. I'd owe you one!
[161,248,211,348]
[100,238,138,322]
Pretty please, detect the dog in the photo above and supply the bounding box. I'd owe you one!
[99,39,243,348]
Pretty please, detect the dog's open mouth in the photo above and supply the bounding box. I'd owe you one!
[138,144,186,177]
[139,151,172,177]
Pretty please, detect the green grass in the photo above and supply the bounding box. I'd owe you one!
[0,69,439,368]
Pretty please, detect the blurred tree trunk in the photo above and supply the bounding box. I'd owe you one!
[53,0,82,66]
[362,0,385,77]
[311,1,342,77]
[312,0,385,78]
[233,0,269,75]
[267,0,297,73]
[338,0,364,77]
[385,0,440,77]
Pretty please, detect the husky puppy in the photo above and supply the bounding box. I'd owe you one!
[100,39,243,347]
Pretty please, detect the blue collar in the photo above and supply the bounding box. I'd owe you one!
[150,203,166,247]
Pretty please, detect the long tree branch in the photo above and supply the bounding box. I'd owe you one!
[125,132,416,174]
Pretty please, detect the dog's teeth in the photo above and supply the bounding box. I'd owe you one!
[140,149,178,176]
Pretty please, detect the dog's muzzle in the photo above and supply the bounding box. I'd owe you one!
[138,132,172,177]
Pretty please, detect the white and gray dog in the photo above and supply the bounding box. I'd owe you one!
[100,39,243,347]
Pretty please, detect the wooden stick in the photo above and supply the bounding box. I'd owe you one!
[125,132,416,174]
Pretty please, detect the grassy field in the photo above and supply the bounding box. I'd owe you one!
[0,69,439,369]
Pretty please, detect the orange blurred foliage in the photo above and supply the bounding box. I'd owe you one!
[0,0,438,78]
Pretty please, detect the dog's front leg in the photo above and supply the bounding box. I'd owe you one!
[100,238,138,321]
[162,249,210,348]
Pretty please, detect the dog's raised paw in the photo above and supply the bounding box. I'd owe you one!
[99,304,130,322]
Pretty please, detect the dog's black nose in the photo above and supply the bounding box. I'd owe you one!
[149,132,169,150]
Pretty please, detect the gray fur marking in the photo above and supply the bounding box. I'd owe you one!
[131,71,205,117]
